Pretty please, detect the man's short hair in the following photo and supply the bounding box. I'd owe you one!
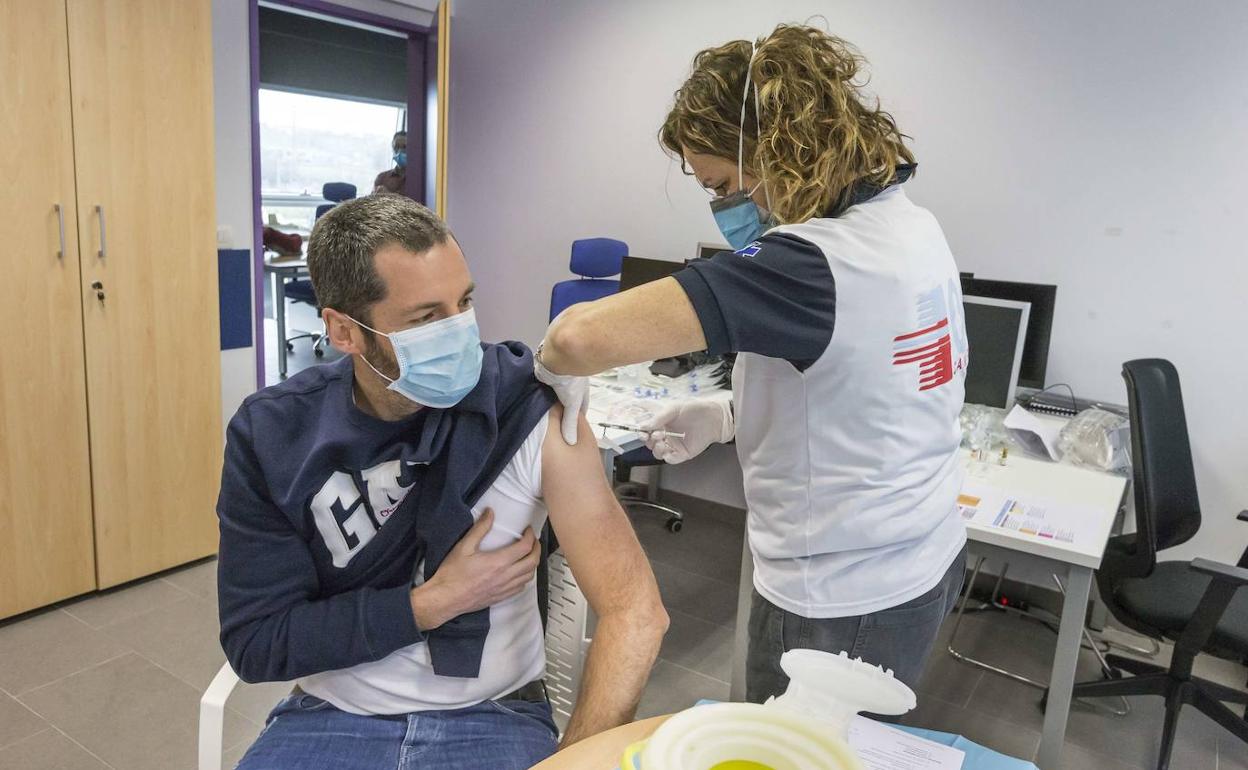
[307,195,450,323]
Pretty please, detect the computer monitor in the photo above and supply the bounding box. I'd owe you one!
[961,278,1056,389]
[695,242,730,260]
[619,256,685,292]
[962,296,1030,409]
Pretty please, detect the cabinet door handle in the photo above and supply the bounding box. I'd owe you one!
[54,203,66,259]
[95,204,107,259]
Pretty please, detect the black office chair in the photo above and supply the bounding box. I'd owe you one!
[1069,358,1248,770]
[285,183,358,358]
[614,448,684,533]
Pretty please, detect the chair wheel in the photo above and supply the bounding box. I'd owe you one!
[666,517,683,533]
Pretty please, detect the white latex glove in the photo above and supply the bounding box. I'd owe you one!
[534,350,588,445]
[639,399,734,464]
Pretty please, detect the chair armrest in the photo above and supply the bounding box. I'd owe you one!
[198,663,240,770]
[1191,557,1248,587]
[1175,558,1248,660]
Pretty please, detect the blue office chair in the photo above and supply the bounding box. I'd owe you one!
[548,238,684,533]
[286,183,359,358]
[323,182,357,204]
[549,237,626,320]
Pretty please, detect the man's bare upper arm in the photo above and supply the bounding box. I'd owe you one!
[541,405,657,617]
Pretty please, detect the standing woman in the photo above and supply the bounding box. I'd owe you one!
[537,25,969,701]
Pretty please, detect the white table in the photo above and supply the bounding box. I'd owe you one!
[961,451,1126,769]
[724,448,1127,770]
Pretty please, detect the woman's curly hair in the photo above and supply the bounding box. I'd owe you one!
[660,24,914,224]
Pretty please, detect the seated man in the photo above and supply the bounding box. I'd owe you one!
[217,195,668,770]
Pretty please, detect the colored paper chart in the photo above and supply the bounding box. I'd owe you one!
[959,480,1100,549]
[990,498,1076,543]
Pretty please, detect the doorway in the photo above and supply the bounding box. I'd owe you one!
[248,0,441,386]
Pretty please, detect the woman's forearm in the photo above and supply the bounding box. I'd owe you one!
[540,277,709,375]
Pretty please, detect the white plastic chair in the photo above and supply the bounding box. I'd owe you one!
[199,662,241,770]
[197,550,592,769]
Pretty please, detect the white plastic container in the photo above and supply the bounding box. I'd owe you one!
[621,649,916,770]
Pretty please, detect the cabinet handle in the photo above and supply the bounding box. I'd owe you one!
[54,203,66,259]
[95,204,107,259]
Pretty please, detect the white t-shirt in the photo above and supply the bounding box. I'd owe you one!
[298,418,550,715]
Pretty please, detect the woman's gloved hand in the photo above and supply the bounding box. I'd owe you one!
[534,348,588,445]
[639,399,734,464]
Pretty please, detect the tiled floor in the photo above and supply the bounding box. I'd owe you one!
[1,495,1243,769]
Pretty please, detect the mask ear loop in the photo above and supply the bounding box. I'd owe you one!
[737,42,772,213]
[345,313,398,385]
[753,79,772,213]
[736,42,755,194]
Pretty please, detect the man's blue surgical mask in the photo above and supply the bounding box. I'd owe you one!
[394,151,407,169]
[709,41,774,251]
[349,308,483,409]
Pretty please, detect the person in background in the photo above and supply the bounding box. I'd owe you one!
[536,25,969,705]
[374,130,407,195]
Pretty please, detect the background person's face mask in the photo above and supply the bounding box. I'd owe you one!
[394,151,407,168]
[709,41,774,251]
[349,308,483,409]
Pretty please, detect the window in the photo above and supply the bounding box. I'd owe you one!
[259,88,405,236]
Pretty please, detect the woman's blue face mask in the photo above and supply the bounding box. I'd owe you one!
[710,181,771,251]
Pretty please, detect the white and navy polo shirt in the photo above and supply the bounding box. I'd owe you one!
[673,185,968,619]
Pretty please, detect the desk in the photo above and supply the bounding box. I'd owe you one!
[725,449,1126,770]
[263,255,308,379]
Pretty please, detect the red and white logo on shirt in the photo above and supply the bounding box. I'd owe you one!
[892,281,967,392]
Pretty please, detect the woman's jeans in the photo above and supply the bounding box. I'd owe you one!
[746,544,968,710]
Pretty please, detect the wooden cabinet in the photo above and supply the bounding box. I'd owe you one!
[0,0,221,616]
[0,0,98,619]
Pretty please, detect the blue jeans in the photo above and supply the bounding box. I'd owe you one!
[746,544,967,708]
[235,693,558,770]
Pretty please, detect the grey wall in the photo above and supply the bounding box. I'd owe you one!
[446,0,1248,565]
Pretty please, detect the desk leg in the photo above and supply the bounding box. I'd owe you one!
[274,271,288,379]
[1037,563,1092,769]
[730,534,752,701]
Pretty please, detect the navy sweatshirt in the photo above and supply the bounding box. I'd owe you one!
[216,343,555,683]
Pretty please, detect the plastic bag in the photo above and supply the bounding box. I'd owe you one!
[1058,408,1131,472]
[960,404,1011,459]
